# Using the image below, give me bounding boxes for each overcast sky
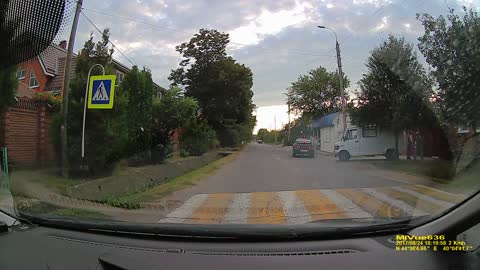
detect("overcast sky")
[68,0,477,132]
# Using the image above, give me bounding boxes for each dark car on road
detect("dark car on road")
[292,138,314,158]
[256,139,263,144]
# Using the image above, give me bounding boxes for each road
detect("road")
[165,143,419,200]
[157,143,465,224]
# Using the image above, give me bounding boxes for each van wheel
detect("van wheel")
[385,149,397,160]
[338,151,350,161]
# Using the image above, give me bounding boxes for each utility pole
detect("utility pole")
[61,0,83,178]
[274,115,277,144]
[335,39,347,133]
[287,102,291,143]
[317,26,347,133]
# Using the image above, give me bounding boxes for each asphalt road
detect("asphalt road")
[166,143,418,202]
[156,143,467,224]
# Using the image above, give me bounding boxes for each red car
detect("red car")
[292,138,315,158]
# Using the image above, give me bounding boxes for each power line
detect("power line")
[82,7,335,58]
[80,11,136,66]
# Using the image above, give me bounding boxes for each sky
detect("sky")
[64,0,478,133]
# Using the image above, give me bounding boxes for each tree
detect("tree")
[169,29,229,88]
[417,7,480,131]
[0,66,17,113]
[151,86,198,150]
[350,35,434,158]
[169,29,255,146]
[121,66,154,157]
[281,116,312,146]
[181,118,218,156]
[257,128,269,141]
[286,66,349,118]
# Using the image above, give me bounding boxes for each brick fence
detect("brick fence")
[0,98,56,165]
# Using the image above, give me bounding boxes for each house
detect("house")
[311,112,351,153]
[3,41,166,165]
[16,40,165,98]
[15,41,68,97]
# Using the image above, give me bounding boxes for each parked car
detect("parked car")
[334,126,404,161]
[292,138,314,158]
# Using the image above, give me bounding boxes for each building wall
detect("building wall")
[319,113,350,153]
[17,58,49,92]
[0,98,56,165]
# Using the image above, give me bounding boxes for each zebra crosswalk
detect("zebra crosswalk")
[158,185,465,224]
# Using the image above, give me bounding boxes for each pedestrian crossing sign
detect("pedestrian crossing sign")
[88,75,116,109]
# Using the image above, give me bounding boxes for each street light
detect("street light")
[317,25,347,133]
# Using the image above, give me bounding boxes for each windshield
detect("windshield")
[1,0,479,233]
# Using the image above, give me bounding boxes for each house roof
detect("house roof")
[38,44,68,76]
[47,55,77,91]
[311,112,339,129]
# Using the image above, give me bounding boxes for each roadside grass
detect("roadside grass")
[11,169,82,196]
[51,208,109,219]
[369,159,455,183]
[97,152,240,209]
[13,197,109,219]
[369,158,479,193]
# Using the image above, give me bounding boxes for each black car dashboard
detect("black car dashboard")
[0,224,478,270]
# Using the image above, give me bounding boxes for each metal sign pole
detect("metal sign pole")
[82,64,105,159]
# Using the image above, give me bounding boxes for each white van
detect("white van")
[333,126,404,161]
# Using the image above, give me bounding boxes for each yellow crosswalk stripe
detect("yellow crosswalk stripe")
[337,189,406,218]
[403,185,465,203]
[248,192,286,224]
[375,187,447,214]
[189,193,233,224]
[295,190,348,220]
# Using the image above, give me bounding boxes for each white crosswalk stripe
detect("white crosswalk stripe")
[392,186,455,209]
[319,189,373,219]
[223,193,251,224]
[158,194,208,223]
[158,185,464,224]
[277,191,311,224]
[361,188,428,217]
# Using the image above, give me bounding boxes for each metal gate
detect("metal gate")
[0,148,10,193]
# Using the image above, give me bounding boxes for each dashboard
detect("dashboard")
[0,224,478,270]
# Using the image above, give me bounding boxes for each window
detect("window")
[344,129,358,140]
[17,68,26,79]
[29,69,39,88]
[362,125,377,137]
[116,71,124,85]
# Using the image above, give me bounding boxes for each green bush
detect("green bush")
[181,119,218,156]
[425,163,455,181]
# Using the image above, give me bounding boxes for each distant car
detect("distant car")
[256,139,263,144]
[292,138,314,158]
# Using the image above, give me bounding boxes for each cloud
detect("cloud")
[73,0,469,112]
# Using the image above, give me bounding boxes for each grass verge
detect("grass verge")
[98,152,240,209]
[14,197,109,219]
[369,159,455,183]
[50,208,109,219]
[12,169,82,196]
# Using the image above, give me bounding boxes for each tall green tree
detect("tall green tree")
[121,66,154,156]
[0,4,18,113]
[169,29,255,146]
[169,29,229,88]
[257,128,269,141]
[417,7,480,131]
[0,66,17,113]
[286,66,349,118]
[350,35,434,158]
[151,86,198,149]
